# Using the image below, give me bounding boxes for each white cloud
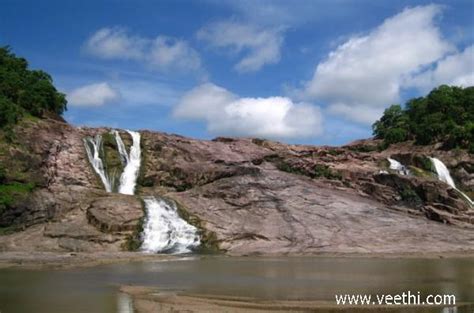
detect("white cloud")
[406,45,474,90]
[149,36,201,71]
[300,5,455,124]
[67,82,120,106]
[208,0,345,27]
[116,79,182,106]
[84,28,146,60]
[84,27,201,72]
[174,83,322,139]
[327,103,384,125]
[197,21,284,72]
[174,83,237,119]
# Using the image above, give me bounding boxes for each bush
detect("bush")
[384,127,408,145]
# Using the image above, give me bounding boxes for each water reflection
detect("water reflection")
[0,256,472,313]
[117,293,134,313]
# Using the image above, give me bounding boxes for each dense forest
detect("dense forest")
[373,85,474,152]
[0,46,67,128]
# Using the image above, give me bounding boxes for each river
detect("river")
[0,256,473,312]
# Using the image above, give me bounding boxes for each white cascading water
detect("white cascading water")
[117,130,141,195]
[430,157,473,207]
[84,129,201,253]
[141,197,200,254]
[83,135,113,192]
[387,157,410,175]
[114,130,129,165]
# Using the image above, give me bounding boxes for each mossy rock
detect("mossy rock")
[101,132,126,191]
[0,138,45,186]
[399,186,423,207]
[0,182,35,225]
[119,131,133,154]
[378,158,390,169]
[465,191,474,200]
[169,197,221,253]
[0,225,20,236]
[122,198,146,251]
[326,149,344,156]
[136,136,150,190]
[408,166,435,178]
[312,164,343,180]
[122,215,144,251]
[413,155,434,172]
[276,160,342,181]
[347,144,381,153]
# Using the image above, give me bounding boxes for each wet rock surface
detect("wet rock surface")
[0,119,473,255]
[169,166,474,255]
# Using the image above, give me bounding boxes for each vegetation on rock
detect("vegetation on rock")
[373,85,474,152]
[276,159,343,181]
[0,182,35,226]
[0,47,67,230]
[0,46,67,129]
[101,132,124,191]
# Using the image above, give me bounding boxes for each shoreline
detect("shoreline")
[121,286,474,312]
[1,250,474,270]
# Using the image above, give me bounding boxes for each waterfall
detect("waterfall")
[387,158,410,175]
[141,197,200,254]
[430,157,473,207]
[429,157,455,188]
[84,129,201,254]
[83,135,112,192]
[117,130,141,195]
[114,130,129,165]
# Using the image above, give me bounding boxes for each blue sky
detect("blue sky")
[1,0,473,145]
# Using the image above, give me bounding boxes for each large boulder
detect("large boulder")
[87,194,144,233]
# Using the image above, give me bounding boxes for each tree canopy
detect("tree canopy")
[373,85,474,152]
[0,46,67,128]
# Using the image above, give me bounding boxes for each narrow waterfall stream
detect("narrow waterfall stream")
[83,129,201,254]
[114,130,129,164]
[83,135,113,192]
[387,157,410,175]
[430,157,473,207]
[117,130,141,195]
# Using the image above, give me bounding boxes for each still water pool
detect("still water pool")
[0,256,473,312]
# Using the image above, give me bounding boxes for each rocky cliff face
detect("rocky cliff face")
[0,118,473,255]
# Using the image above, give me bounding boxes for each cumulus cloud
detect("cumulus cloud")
[300,5,455,124]
[406,44,474,91]
[67,82,120,106]
[84,27,201,71]
[174,83,322,139]
[197,21,284,72]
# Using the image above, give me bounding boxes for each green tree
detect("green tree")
[373,85,474,150]
[0,46,67,128]
[373,104,409,143]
